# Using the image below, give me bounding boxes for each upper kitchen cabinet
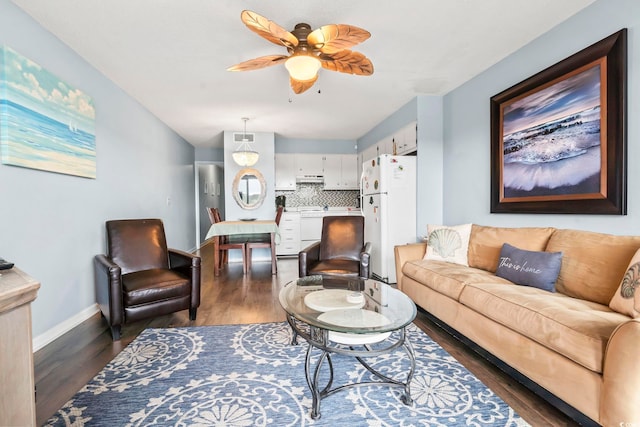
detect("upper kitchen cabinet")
[360,121,417,162]
[395,121,417,155]
[361,135,394,165]
[295,153,324,176]
[323,154,358,190]
[274,153,296,190]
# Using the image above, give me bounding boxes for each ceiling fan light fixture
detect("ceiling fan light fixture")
[284,54,321,81]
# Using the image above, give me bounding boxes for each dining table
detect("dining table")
[205,220,280,276]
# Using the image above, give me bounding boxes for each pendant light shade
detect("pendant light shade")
[232,118,259,167]
[232,149,259,167]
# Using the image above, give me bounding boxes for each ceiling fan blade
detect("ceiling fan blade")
[321,50,374,76]
[308,24,371,54]
[241,10,299,49]
[290,75,318,94]
[228,55,288,72]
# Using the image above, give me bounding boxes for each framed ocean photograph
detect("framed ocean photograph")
[490,29,627,214]
[0,46,96,179]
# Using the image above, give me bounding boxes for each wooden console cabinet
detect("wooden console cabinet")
[0,268,40,426]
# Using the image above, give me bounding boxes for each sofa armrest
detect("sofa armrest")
[601,318,640,427]
[94,254,123,327]
[360,242,372,278]
[394,243,427,291]
[169,249,201,309]
[298,242,321,277]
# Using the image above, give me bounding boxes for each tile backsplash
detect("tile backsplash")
[276,183,359,207]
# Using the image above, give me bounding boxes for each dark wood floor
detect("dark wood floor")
[34,242,578,426]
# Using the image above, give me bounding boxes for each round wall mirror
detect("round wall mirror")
[232,168,267,210]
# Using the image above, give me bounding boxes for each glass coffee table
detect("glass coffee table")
[279,276,417,419]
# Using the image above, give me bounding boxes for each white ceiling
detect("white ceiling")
[11,0,595,148]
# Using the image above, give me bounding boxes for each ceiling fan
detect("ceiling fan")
[228,10,374,94]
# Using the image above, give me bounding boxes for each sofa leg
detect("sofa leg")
[189,307,197,320]
[110,325,121,341]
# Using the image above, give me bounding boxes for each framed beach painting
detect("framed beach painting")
[490,29,626,214]
[0,46,96,179]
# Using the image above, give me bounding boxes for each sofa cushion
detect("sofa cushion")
[424,223,472,266]
[546,229,640,305]
[609,248,640,318]
[402,259,511,301]
[468,225,556,273]
[459,282,628,373]
[495,243,563,292]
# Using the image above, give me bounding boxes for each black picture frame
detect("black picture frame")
[490,29,627,214]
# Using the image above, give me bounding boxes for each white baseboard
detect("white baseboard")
[33,303,100,352]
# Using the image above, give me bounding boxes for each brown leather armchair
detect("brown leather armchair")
[94,219,201,340]
[298,215,371,279]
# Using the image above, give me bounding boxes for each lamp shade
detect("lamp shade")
[285,54,321,81]
[232,149,259,167]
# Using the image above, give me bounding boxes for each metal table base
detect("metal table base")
[287,314,416,420]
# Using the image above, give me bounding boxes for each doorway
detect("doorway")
[195,161,225,246]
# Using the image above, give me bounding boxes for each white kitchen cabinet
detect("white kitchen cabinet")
[341,154,359,189]
[322,154,341,189]
[360,121,417,161]
[299,215,323,249]
[274,153,296,190]
[380,136,394,155]
[357,152,364,188]
[276,212,300,255]
[396,121,417,155]
[295,153,324,176]
[361,137,393,165]
[322,154,359,190]
[361,144,377,165]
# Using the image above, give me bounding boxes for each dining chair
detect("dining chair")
[245,206,283,273]
[207,207,247,274]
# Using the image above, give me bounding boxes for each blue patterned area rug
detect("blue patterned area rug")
[46,322,529,426]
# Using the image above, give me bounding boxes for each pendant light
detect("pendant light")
[232,117,259,167]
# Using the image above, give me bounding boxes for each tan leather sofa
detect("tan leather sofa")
[394,224,640,426]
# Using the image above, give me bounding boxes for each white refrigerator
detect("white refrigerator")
[361,154,417,284]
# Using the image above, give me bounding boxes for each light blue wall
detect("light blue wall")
[358,98,418,151]
[0,2,196,345]
[195,146,224,162]
[417,96,444,236]
[223,131,276,220]
[442,0,638,234]
[276,137,357,154]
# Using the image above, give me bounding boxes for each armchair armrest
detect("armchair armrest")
[298,242,321,277]
[168,249,201,310]
[359,242,372,278]
[394,243,427,291]
[600,318,640,427]
[168,248,200,269]
[94,254,123,328]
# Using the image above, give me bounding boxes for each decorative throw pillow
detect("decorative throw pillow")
[495,243,563,292]
[609,248,640,318]
[423,224,472,266]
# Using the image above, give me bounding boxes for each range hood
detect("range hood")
[296,174,324,183]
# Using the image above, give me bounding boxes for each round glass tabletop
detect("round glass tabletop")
[279,276,416,334]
